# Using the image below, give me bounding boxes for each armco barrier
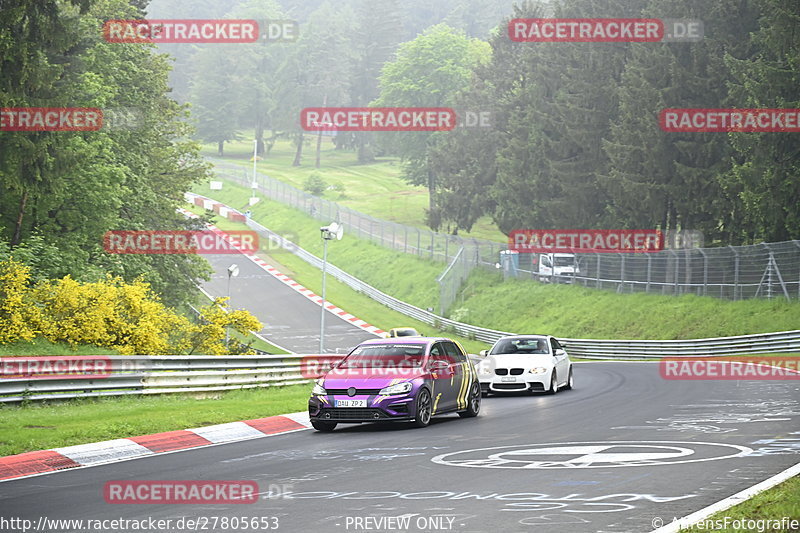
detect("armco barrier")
[4,329,800,403]
[0,355,322,403]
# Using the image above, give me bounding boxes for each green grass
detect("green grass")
[194,178,800,343]
[0,338,117,356]
[680,475,799,532]
[0,385,310,456]
[454,269,800,340]
[201,135,507,242]
[186,200,489,355]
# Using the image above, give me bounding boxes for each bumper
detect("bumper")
[308,395,414,423]
[480,377,548,393]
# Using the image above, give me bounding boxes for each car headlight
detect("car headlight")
[529,367,548,374]
[379,381,413,396]
[311,379,327,396]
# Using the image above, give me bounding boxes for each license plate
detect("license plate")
[501,376,517,382]
[335,399,366,408]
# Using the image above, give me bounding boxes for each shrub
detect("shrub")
[303,173,327,196]
[0,258,262,354]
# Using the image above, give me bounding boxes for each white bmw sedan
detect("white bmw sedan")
[476,335,573,395]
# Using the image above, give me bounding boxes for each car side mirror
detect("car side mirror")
[429,360,448,371]
[555,349,566,356]
[479,350,488,356]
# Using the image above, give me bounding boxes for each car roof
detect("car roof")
[358,336,450,346]
[494,335,550,341]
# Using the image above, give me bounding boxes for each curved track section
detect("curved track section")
[202,252,375,353]
[1,362,797,532]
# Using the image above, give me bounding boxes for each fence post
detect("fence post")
[430,233,434,260]
[596,254,601,288]
[795,241,800,299]
[699,248,708,296]
[730,246,739,301]
[646,253,652,293]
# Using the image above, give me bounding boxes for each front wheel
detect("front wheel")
[547,372,558,395]
[564,368,574,390]
[412,388,432,428]
[459,382,481,418]
[311,420,337,432]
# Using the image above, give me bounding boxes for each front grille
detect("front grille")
[326,389,382,396]
[319,408,387,420]
[493,383,527,390]
[495,368,508,376]
[510,368,524,375]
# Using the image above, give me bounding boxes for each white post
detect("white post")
[319,238,328,353]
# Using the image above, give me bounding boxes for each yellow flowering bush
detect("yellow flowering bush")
[0,258,41,343]
[0,259,262,354]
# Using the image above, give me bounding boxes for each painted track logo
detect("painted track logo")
[431,441,752,469]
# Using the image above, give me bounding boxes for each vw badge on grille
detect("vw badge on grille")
[347,387,357,397]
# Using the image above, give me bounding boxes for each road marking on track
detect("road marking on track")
[432,441,752,469]
[649,460,800,533]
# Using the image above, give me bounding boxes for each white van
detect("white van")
[537,253,579,283]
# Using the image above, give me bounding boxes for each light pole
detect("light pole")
[250,139,259,206]
[319,222,343,353]
[225,263,239,345]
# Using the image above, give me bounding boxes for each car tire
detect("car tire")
[412,388,432,428]
[311,420,337,432]
[547,372,558,395]
[564,368,574,390]
[459,382,481,418]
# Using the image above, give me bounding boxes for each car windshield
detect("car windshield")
[339,344,426,369]
[554,256,576,267]
[490,338,549,355]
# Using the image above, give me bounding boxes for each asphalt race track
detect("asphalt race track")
[202,253,375,353]
[2,362,798,533]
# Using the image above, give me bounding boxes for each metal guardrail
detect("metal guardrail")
[4,329,799,403]
[0,355,324,403]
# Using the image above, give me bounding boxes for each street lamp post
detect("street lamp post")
[225,263,239,345]
[250,139,259,206]
[319,222,343,353]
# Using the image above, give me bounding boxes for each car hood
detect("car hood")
[322,367,426,390]
[487,353,554,368]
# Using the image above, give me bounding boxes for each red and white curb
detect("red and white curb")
[0,412,312,483]
[245,255,383,337]
[179,200,385,338]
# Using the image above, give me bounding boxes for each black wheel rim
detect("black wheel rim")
[418,390,431,424]
[471,384,480,412]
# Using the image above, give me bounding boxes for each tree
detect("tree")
[189,45,243,156]
[603,0,761,241]
[373,24,490,223]
[724,0,800,243]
